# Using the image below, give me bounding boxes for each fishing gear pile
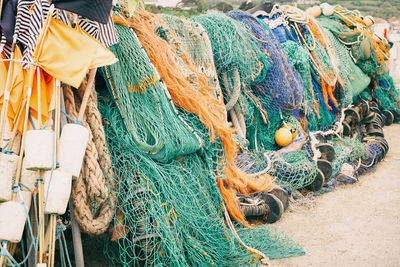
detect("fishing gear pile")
[0,0,398,266]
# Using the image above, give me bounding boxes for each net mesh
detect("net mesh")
[96,8,305,266]
[227,11,304,111]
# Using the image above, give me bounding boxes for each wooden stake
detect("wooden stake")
[11,67,34,202]
[37,68,42,129]
[38,176,45,264]
[8,98,26,151]
[77,69,97,121]
[47,80,61,266]
[0,43,17,156]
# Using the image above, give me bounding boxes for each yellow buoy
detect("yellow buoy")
[275,127,293,147]
[283,123,298,139]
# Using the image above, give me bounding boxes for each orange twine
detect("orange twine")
[114,9,275,225]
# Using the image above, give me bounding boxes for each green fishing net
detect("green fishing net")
[192,13,270,89]
[318,17,371,102]
[158,14,223,100]
[236,147,318,192]
[268,150,318,191]
[281,40,321,130]
[374,73,400,112]
[104,24,202,163]
[97,21,305,266]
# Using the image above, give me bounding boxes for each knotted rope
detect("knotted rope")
[64,80,115,235]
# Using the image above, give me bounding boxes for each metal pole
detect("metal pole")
[68,199,84,267]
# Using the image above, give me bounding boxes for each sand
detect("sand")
[272,124,400,267]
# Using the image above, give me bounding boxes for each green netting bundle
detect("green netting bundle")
[192,13,270,89]
[281,40,321,130]
[321,9,389,78]
[318,17,371,102]
[103,24,201,163]
[158,14,222,99]
[373,74,400,112]
[98,18,305,266]
[236,148,318,191]
[268,149,318,191]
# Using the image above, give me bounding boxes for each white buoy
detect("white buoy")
[322,4,334,16]
[306,6,322,17]
[320,3,330,9]
[0,201,27,242]
[0,153,18,201]
[44,170,72,215]
[363,15,375,27]
[59,124,89,178]
[24,130,55,170]
[373,33,383,42]
[20,159,38,191]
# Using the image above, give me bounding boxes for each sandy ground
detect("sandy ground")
[272,124,400,267]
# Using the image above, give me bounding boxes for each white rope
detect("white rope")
[223,204,271,266]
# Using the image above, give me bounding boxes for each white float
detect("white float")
[322,4,334,16]
[363,15,375,27]
[0,201,27,242]
[320,3,330,9]
[24,130,55,170]
[21,159,38,191]
[306,6,322,18]
[44,170,72,215]
[59,124,89,178]
[0,153,18,201]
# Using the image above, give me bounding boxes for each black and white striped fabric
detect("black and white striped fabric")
[17,0,68,68]
[97,13,118,47]
[0,33,6,53]
[78,11,118,48]
[0,32,12,57]
[2,0,117,64]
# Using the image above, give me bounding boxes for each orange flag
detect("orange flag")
[32,15,117,88]
[0,53,9,102]
[29,68,55,125]
[7,46,25,126]
[0,47,25,129]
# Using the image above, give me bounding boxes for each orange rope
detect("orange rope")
[114,10,275,224]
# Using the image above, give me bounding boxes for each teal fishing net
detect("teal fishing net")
[374,74,400,112]
[192,13,270,91]
[318,17,371,102]
[97,20,305,266]
[103,24,201,163]
[227,11,304,111]
[158,14,223,100]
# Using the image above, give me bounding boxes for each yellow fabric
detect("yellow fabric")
[8,47,25,126]
[16,66,35,134]
[0,48,25,130]
[33,16,117,88]
[30,68,55,127]
[0,53,9,101]
[76,25,118,69]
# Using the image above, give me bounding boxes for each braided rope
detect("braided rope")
[64,81,115,235]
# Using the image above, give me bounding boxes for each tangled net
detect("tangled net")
[96,8,304,266]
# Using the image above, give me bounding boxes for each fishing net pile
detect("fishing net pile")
[1,1,398,265]
[95,7,305,266]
